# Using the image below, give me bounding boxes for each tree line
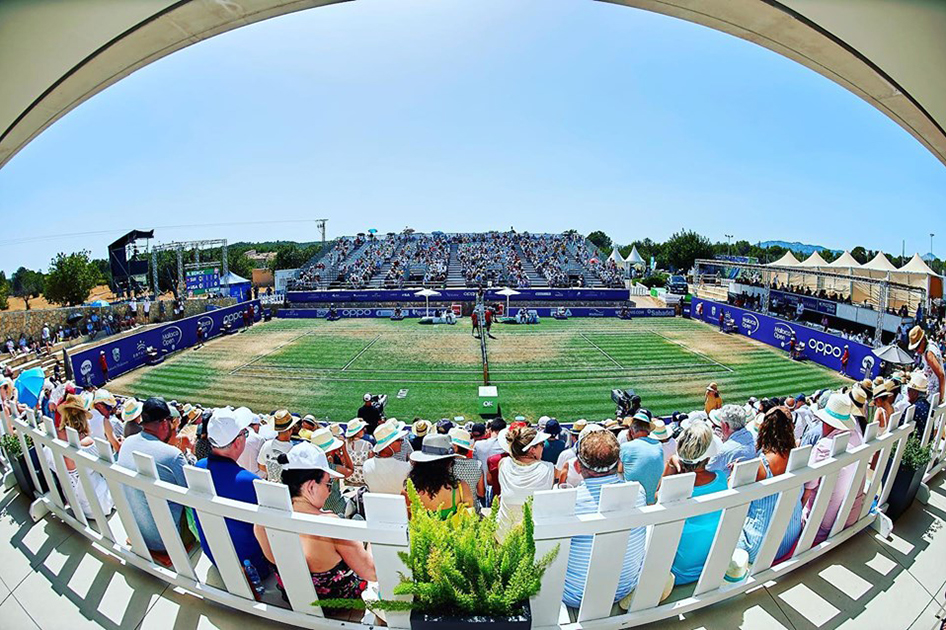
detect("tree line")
[0,241,324,310]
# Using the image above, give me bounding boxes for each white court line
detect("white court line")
[578,332,624,369]
[645,328,735,373]
[227,330,317,375]
[341,334,382,371]
[231,365,731,385]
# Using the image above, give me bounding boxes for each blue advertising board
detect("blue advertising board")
[71,300,261,387]
[770,290,837,316]
[690,298,879,379]
[278,306,675,319]
[286,288,629,303]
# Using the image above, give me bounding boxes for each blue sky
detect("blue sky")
[1,0,945,275]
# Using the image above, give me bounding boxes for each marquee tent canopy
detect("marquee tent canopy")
[768,252,801,267]
[799,251,829,267]
[827,251,862,268]
[625,246,645,265]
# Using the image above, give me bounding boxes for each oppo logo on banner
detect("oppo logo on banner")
[808,339,843,358]
[223,312,242,326]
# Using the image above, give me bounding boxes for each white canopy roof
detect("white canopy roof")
[862,252,897,271]
[828,251,862,268]
[798,251,829,267]
[768,251,801,267]
[609,249,625,265]
[625,246,645,265]
[900,253,938,276]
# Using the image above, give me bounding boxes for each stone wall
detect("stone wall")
[0,297,238,343]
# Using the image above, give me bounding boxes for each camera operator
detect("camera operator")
[357,393,383,438]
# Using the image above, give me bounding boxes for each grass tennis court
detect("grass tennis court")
[109,317,847,421]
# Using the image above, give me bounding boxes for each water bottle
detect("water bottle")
[243,559,265,601]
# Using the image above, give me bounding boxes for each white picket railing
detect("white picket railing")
[7,406,925,630]
[921,397,946,484]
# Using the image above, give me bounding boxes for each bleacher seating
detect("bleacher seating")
[288,231,627,291]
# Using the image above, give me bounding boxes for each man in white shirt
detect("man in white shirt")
[473,418,506,482]
[362,421,411,494]
[235,407,265,472]
[143,297,151,322]
[90,389,122,453]
[256,410,298,482]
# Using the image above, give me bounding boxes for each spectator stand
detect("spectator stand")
[7,398,930,629]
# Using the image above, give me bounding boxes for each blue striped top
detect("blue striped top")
[738,456,803,563]
[562,476,646,608]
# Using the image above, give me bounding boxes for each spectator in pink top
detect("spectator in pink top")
[801,393,865,544]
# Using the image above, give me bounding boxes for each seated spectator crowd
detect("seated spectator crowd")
[5,370,923,617]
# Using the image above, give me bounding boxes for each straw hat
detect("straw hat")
[872,380,897,401]
[373,421,408,453]
[815,393,856,432]
[272,409,298,433]
[385,417,407,433]
[309,427,343,453]
[908,371,929,393]
[59,393,92,419]
[92,389,116,407]
[570,419,588,435]
[908,325,926,350]
[328,423,343,438]
[602,418,620,430]
[121,398,143,423]
[412,419,431,438]
[345,418,367,438]
[650,420,671,442]
[301,414,317,426]
[706,382,719,393]
[859,378,874,396]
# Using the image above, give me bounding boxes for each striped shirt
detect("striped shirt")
[738,455,803,563]
[562,476,646,608]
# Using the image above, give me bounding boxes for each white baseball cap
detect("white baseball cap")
[233,406,260,426]
[282,442,344,477]
[207,407,253,448]
[364,393,372,401]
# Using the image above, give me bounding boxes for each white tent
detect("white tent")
[900,253,937,275]
[827,251,862,269]
[768,251,801,267]
[608,248,626,270]
[625,246,645,266]
[767,251,801,286]
[798,251,829,267]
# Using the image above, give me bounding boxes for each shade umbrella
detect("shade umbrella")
[67,313,83,324]
[14,367,46,408]
[414,288,441,316]
[872,344,914,365]
[496,287,521,315]
[89,299,110,307]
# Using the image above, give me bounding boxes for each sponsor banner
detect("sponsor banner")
[770,289,837,316]
[285,288,629,303]
[278,307,674,319]
[690,298,879,379]
[71,300,261,387]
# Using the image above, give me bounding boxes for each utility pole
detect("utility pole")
[315,219,328,248]
[725,234,733,257]
[931,233,935,260]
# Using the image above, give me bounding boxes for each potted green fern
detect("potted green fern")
[886,436,932,521]
[319,481,557,628]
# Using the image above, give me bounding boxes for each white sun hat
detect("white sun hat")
[282,442,344,477]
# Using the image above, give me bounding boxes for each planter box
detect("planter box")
[886,463,926,522]
[7,447,49,498]
[410,602,531,630]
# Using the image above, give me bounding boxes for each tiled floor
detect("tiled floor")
[0,476,943,630]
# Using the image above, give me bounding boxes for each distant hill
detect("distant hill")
[759,241,842,256]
